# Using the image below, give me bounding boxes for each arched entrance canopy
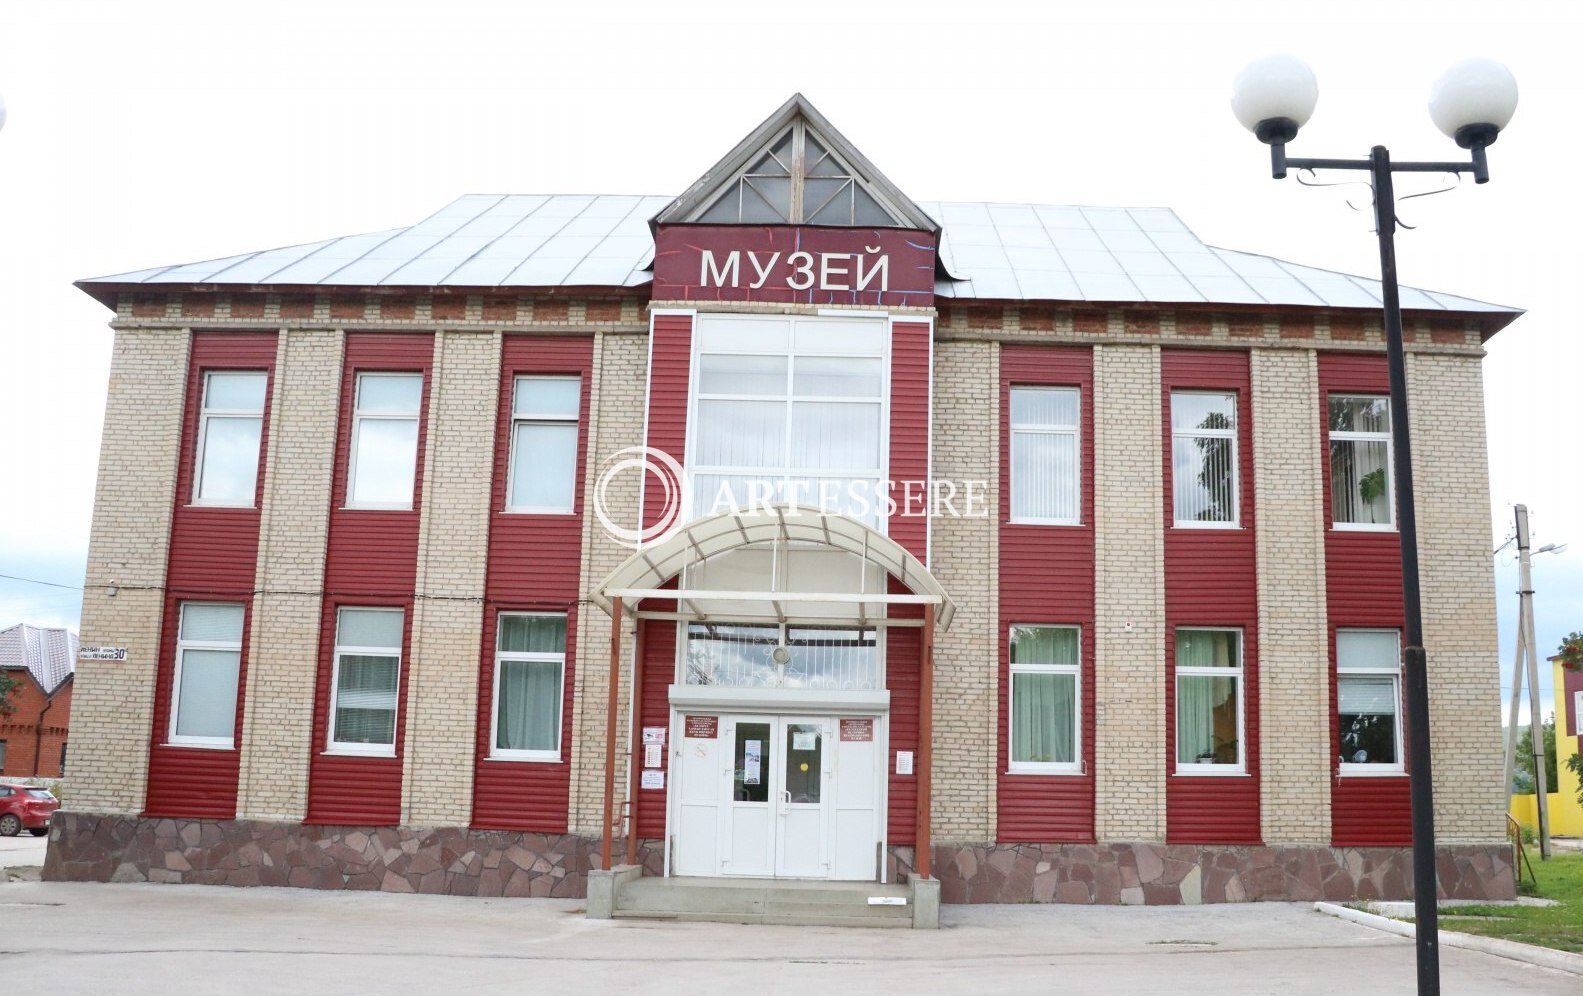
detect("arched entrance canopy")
[590,504,955,631]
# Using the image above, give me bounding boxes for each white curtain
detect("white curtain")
[1012,431,1077,520]
[1012,672,1076,763]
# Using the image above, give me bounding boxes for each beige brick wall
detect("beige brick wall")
[568,329,649,836]
[1092,344,1166,841]
[237,329,343,821]
[929,339,1000,842]
[1407,351,1505,843]
[1251,348,1331,843]
[73,328,191,814]
[402,330,501,825]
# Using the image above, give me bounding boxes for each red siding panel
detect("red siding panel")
[306,333,432,826]
[645,314,692,532]
[997,345,1096,842]
[1319,352,1411,845]
[145,331,276,820]
[1162,349,1261,845]
[886,597,921,846]
[471,336,592,831]
[635,612,678,839]
[888,320,931,560]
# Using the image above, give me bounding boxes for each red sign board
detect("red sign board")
[684,715,719,739]
[652,225,937,308]
[840,718,874,742]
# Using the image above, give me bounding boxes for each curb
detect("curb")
[1314,901,1583,978]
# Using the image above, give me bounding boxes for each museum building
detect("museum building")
[50,95,1519,911]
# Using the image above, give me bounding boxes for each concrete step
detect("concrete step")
[614,876,912,927]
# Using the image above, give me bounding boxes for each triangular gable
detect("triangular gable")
[655,94,938,232]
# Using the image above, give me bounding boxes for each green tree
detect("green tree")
[0,670,18,717]
[1511,714,1558,794]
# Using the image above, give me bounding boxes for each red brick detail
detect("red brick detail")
[180,296,214,320]
[132,294,166,319]
[534,300,570,323]
[1329,316,1366,341]
[1073,310,1108,334]
[1019,308,1056,332]
[584,300,623,323]
[1228,316,1267,339]
[330,295,367,321]
[229,295,266,319]
[430,295,466,321]
[1429,320,1464,346]
[1280,317,1315,340]
[379,297,415,321]
[1176,313,1213,337]
[279,294,316,320]
[481,296,519,323]
[1123,311,1160,335]
[935,307,956,328]
[964,306,1002,330]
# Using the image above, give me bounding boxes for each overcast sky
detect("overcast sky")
[1,0,1578,720]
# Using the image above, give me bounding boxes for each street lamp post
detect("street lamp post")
[1231,54,1518,996]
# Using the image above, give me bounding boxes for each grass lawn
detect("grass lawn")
[1424,852,1583,954]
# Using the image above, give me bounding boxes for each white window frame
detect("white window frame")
[1009,386,1081,526]
[505,375,581,514]
[1329,394,1395,532]
[346,371,423,510]
[1006,624,1082,775]
[192,370,267,508]
[685,313,890,528]
[488,612,567,762]
[326,607,404,757]
[1174,627,1246,775]
[168,601,244,749]
[1170,389,1239,528]
[1337,628,1404,775]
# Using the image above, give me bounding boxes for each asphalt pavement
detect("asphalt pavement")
[0,877,1576,995]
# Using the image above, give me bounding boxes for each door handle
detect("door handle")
[778,789,790,815]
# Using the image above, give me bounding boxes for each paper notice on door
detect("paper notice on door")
[644,743,663,768]
[792,731,816,751]
[744,740,762,785]
[641,770,664,790]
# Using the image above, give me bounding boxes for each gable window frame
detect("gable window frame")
[489,612,568,762]
[1009,385,1081,525]
[691,119,904,227]
[192,370,268,507]
[1006,624,1082,775]
[1329,394,1395,531]
[505,374,582,514]
[168,601,246,750]
[1170,389,1240,528]
[326,607,404,757]
[1337,628,1404,774]
[1174,627,1246,774]
[347,371,424,510]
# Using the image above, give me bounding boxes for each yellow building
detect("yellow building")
[1510,656,1583,838]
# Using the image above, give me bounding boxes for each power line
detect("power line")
[0,572,84,592]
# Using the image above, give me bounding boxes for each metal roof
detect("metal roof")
[80,194,1517,316]
[0,623,77,695]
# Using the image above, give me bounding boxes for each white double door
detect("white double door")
[721,715,831,878]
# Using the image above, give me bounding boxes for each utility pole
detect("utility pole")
[1515,505,1551,859]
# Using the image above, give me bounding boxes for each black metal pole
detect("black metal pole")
[1369,144,1440,995]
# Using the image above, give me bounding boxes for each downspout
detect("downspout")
[32,684,56,778]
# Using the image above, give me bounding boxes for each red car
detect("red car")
[0,783,57,837]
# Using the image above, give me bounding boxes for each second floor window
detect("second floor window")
[1009,387,1080,524]
[1171,391,1238,526]
[1329,396,1393,528]
[507,376,581,512]
[194,371,267,505]
[348,373,423,508]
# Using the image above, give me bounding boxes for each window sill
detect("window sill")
[1006,518,1084,528]
[321,747,397,758]
[186,502,257,510]
[1170,523,1243,531]
[486,753,563,764]
[1332,523,1396,533]
[502,508,577,517]
[1006,766,1083,776]
[340,505,415,513]
[1172,767,1250,777]
[1338,766,1407,778]
[163,741,235,751]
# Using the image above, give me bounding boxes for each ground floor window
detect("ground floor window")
[1008,625,1080,772]
[329,608,404,755]
[491,613,566,760]
[1175,628,1243,771]
[1337,628,1402,771]
[684,622,878,689]
[170,602,245,748]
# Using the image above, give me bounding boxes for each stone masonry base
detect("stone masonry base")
[46,813,1514,904]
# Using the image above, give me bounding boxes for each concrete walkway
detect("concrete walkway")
[0,832,48,869]
[0,880,1576,994]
